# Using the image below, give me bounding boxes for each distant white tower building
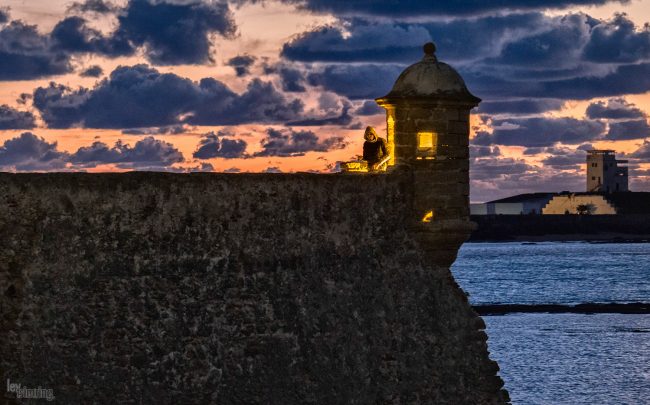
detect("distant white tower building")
[586,150,628,193]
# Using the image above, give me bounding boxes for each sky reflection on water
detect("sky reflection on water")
[452,243,650,404]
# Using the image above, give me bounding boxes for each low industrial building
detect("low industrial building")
[473,191,650,215]
[472,150,648,215]
[471,193,555,215]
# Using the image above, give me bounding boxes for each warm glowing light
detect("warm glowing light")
[417,132,437,157]
[422,210,435,222]
[340,160,368,172]
[386,113,395,166]
[418,132,434,149]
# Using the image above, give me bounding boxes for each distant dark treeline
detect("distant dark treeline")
[470,214,650,241]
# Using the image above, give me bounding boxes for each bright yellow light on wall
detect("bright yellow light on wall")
[418,132,433,149]
[417,132,437,155]
[422,210,435,222]
[386,114,395,166]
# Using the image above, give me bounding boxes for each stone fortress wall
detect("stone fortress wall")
[1,171,506,404]
[1,43,509,404]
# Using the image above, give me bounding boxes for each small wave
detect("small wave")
[613,326,650,333]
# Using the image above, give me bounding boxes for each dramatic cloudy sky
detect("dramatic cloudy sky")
[2,0,650,201]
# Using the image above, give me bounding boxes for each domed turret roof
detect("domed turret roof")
[377,42,480,105]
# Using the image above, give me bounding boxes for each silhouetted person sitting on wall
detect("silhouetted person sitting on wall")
[363,126,390,171]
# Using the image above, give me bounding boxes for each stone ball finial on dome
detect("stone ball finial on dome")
[423,42,436,56]
[423,42,437,62]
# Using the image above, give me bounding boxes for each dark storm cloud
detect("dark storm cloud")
[424,13,552,63]
[470,145,501,158]
[307,64,403,99]
[630,167,650,176]
[286,103,353,126]
[469,157,533,181]
[114,0,237,65]
[80,65,104,77]
[189,78,305,125]
[105,136,184,168]
[476,62,650,100]
[585,98,646,119]
[264,62,308,92]
[0,132,185,172]
[540,147,586,168]
[32,82,91,129]
[0,20,72,80]
[281,20,430,62]
[67,0,118,14]
[523,147,545,155]
[486,13,593,69]
[253,128,347,157]
[226,55,256,77]
[68,140,122,165]
[33,65,305,129]
[0,105,36,129]
[277,0,627,17]
[189,162,214,172]
[0,132,68,170]
[462,14,650,99]
[354,100,383,116]
[471,131,493,146]
[279,67,307,92]
[477,99,565,115]
[606,119,650,140]
[583,13,650,63]
[630,140,650,159]
[121,125,185,135]
[69,136,184,168]
[0,9,8,23]
[284,13,650,102]
[193,131,248,159]
[541,155,583,169]
[51,16,134,57]
[455,62,650,101]
[489,117,606,147]
[1,0,238,80]
[281,14,542,64]
[280,13,617,65]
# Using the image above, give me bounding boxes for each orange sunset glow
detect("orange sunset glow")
[1,0,650,201]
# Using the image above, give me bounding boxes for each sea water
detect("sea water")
[451,242,650,405]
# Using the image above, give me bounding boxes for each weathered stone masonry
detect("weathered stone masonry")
[1,43,508,404]
[1,172,506,404]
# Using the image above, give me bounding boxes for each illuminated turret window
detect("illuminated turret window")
[417,131,437,159]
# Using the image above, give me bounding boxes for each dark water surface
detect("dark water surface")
[452,242,650,305]
[451,242,650,404]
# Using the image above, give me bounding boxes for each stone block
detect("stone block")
[446,109,460,121]
[448,121,469,135]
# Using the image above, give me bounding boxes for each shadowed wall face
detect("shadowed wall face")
[0,172,506,404]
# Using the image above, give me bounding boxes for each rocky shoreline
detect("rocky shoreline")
[474,302,650,315]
